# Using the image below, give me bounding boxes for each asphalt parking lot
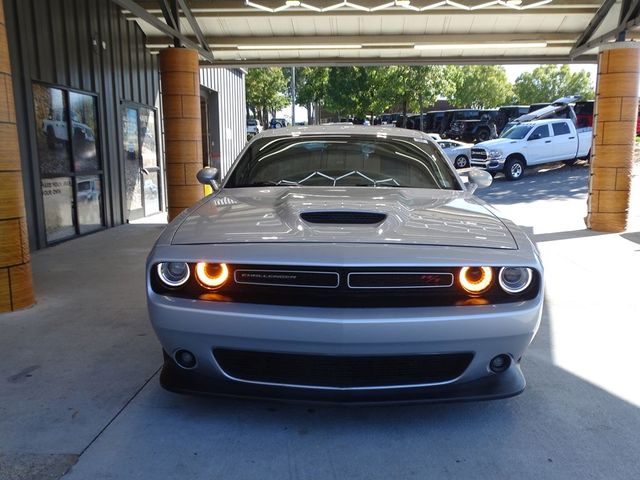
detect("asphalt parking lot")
[1,161,639,480]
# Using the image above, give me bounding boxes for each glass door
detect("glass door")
[123,105,160,221]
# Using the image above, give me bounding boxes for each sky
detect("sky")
[503,63,598,86]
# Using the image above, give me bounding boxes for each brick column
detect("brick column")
[0,1,35,313]
[159,48,204,221]
[587,42,640,232]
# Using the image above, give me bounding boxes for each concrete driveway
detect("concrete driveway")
[1,161,639,479]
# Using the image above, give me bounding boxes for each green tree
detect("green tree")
[382,66,457,126]
[514,65,594,104]
[246,68,289,125]
[325,67,391,121]
[449,65,514,108]
[296,67,329,124]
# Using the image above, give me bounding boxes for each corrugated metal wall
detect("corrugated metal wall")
[199,67,246,177]
[4,0,160,249]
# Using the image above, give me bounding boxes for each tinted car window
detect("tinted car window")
[502,125,533,139]
[552,122,571,136]
[227,135,462,190]
[529,125,550,140]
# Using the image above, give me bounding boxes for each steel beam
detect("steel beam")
[570,13,640,58]
[569,0,617,55]
[112,0,214,62]
[176,0,211,52]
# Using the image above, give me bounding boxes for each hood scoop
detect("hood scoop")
[300,211,387,225]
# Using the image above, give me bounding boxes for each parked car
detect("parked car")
[448,110,499,143]
[440,109,484,138]
[246,118,263,136]
[437,139,473,169]
[574,101,594,128]
[471,118,591,180]
[43,109,95,149]
[269,118,288,128]
[527,103,550,113]
[495,106,529,133]
[425,110,445,133]
[147,125,544,403]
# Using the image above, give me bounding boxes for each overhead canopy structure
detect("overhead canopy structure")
[114,0,640,67]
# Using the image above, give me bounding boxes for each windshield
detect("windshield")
[225,134,462,190]
[500,125,533,139]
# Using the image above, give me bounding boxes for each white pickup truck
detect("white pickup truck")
[470,118,592,181]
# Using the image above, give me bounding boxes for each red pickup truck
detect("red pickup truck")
[575,100,640,135]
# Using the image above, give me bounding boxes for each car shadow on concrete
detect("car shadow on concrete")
[62,290,640,480]
[476,162,589,205]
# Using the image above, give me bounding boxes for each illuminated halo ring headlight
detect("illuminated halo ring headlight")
[499,267,533,294]
[195,262,229,289]
[459,266,493,294]
[157,262,190,287]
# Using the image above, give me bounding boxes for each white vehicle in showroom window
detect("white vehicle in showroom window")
[147,125,544,403]
[471,118,591,181]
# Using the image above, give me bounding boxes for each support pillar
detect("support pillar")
[159,48,204,221]
[587,42,640,232]
[0,1,34,313]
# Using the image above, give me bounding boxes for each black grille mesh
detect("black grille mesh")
[214,349,473,388]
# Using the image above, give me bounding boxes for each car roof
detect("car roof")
[253,124,433,141]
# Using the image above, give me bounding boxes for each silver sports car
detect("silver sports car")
[147,125,543,403]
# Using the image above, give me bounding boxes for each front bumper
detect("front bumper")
[470,158,505,172]
[148,291,543,403]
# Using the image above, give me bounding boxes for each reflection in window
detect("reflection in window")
[76,176,102,234]
[41,177,76,243]
[69,92,99,172]
[33,84,71,176]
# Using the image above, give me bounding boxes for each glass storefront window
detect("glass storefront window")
[69,92,100,172]
[41,177,76,243]
[33,84,71,176]
[76,175,102,234]
[33,82,104,243]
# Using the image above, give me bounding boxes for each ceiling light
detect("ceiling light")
[285,0,301,5]
[237,44,363,50]
[414,42,547,50]
[395,0,411,5]
[505,0,522,4]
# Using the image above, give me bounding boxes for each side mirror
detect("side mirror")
[467,168,493,191]
[196,167,220,191]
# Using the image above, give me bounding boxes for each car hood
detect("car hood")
[474,138,519,149]
[171,187,517,250]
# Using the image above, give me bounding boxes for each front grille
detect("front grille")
[214,349,474,388]
[301,211,386,224]
[471,148,487,160]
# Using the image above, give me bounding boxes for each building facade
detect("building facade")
[4,0,245,250]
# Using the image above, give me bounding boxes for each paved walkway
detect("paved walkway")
[1,161,639,479]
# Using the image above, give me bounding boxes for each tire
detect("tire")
[476,129,490,142]
[454,155,469,169]
[504,157,525,181]
[46,127,56,149]
[563,158,578,166]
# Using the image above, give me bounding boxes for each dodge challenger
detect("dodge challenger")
[147,125,543,403]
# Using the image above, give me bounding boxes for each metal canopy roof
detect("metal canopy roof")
[115,0,640,66]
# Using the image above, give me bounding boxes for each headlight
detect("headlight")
[195,262,229,289]
[157,262,190,287]
[488,150,503,159]
[499,267,533,294]
[459,266,493,294]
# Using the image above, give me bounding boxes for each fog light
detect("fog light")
[489,354,511,373]
[174,349,197,369]
[157,262,190,287]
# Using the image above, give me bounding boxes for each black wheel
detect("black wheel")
[504,157,525,181]
[46,126,56,149]
[563,158,578,166]
[476,129,490,142]
[454,155,469,169]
